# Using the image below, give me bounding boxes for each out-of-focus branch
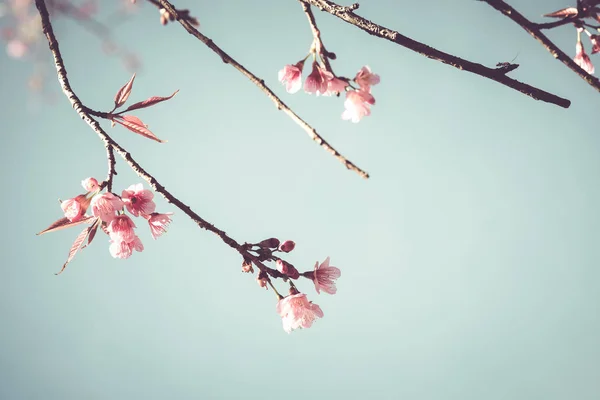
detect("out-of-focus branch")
[480,0,600,94]
[300,0,572,108]
[152,0,370,179]
[34,0,285,280]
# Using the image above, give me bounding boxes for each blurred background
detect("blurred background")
[0,0,599,399]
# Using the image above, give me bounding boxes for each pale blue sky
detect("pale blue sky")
[1,0,599,399]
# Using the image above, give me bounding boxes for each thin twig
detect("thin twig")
[301,2,335,73]
[34,0,285,280]
[300,0,571,108]
[480,0,600,94]
[152,0,369,179]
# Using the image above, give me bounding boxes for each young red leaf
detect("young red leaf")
[122,90,179,113]
[56,224,93,275]
[37,215,94,236]
[113,115,166,143]
[543,7,578,18]
[114,73,136,109]
[87,219,100,246]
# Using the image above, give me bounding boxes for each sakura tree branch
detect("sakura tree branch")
[152,0,370,179]
[300,0,572,109]
[34,0,285,280]
[302,3,335,74]
[103,144,116,193]
[480,0,600,94]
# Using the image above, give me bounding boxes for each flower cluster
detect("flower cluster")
[243,237,341,333]
[38,177,173,273]
[278,48,379,123]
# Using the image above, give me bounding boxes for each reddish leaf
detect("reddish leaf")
[114,73,136,109]
[87,219,100,246]
[56,225,93,275]
[543,7,578,18]
[114,115,166,143]
[37,215,94,236]
[122,90,179,113]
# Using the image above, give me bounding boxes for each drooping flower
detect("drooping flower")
[575,30,595,74]
[122,183,155,217]
[61,195,87,222]
[354,66,380,90]
[108,214,137,242]
[278,60,305,94]
[276,293,324,333]
[146,212,173,239]
[304,61,333,96]
[311,256,341,294]
[90,192,124,223]
[341,89,375,123]
[325,77,348,96]
[109,235,144,259]
[81,177,99,193]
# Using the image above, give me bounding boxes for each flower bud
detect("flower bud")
[242,260,253,273]
[279,240,295,253]
[258,238,280,249]
[81,177,99,192]
[276,259,288,275]
[256,271,268,289]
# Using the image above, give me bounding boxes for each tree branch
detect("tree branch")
[480,0,600,94]
[151,0,370,179]
[34,0,286,280]
[300,0,571,108]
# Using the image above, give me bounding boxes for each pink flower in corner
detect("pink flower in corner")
[122,183,156,217]
[90,192,124,223]
[146,212,173,239]
[354,66,380,90]
[276,293,323,333]
[108,214,137,242]
[278,60,305,94]
[81,177,99,192]
[311,256,341,294]
[304,61,333,96]
[341,89,375,123]
[61,195,87,222]
[575,40,595,74]
[109,235,144,259]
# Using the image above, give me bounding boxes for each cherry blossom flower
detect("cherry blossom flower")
[310,256,341,295]
[108,214,137,242]
[81,177,99,192]
[304,61,333,96]
[276,293,324,333]
[109,235,144,259]
[122,183,155,217]
[279,240,295,253]
[575,30,595,74]
[61,195,87,222]
[354,66,380,90]
[278,60,305,94]
[90,192,124,223]
[146,212,173,239]
[325,77,348,96]
[341,89,375,123]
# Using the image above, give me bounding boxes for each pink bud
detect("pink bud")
[276,259,288,275]
[258,238,280,249]
[257,271,268,289]
[279,240,295,253]
[81,177,99,192]
[242,260,253,273]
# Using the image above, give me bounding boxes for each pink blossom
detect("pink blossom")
[278,60,305,94]
[7,39,27,59]
[279,240,295,253]
[311,256,341,294]
[354,66,380,90]
[61,195,87,222]
[90,192,124,223]
[304,62,333,96]
[575,40,595,74]
[109,235,144,259]
[122,183,155,217]
[146,212,173,239]
[81,177,99,192]
[325,77,348,96]
[108,214,137,242]
[276,293,324,333]
[590,34,600,54]
[341,90,375,123]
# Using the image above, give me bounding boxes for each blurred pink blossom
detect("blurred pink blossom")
[90,192,124,223]
[304,62,333,96]
[326,77,348,96]
[146,212,173,239]
[109,235,144,259]
[6,39,27,58]
[278,60,305,94]
[354,66,380,90]
[341,90,375,123]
